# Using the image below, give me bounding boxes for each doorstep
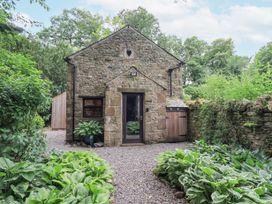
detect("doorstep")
[121,143,145,147]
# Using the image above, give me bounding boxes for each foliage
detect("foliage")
[0,0,49,11]
[0,10,50,162]
[197,100,239,145]
[38,8,105,48]
[225,55,249,76]
[154,141,272,204]
[27,42,73,95]
[157,34,183,58]
[117,7,161,41]
[74,121,103,138]
[0,48,51,129]
[0,128,47,162]
[0,151,113,204]
[253,42,272,74]
[181,36,208,85]
[204,38,234,74]
[127,121,140,134]
[188,69,272,100]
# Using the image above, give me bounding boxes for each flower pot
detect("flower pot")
[82,136,94,146]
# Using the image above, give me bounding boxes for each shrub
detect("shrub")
[154,141,272,204]
[0,151,113,204]
[0,129,47,162]
[185,67,272,101]
[0,48,51,130]
[74,121,103,138]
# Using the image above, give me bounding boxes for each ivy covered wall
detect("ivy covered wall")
[188,96,272,155]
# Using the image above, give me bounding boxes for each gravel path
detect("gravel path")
[46,130,189,204]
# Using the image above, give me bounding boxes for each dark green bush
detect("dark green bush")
[0,129,47,162]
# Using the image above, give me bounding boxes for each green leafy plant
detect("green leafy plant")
[127,121,140,134]
[74,121,103,138]
[0,129,47,162]
[154,140,272,204]
[0,151,113,203]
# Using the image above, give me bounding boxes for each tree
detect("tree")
[30,42,73,94]
[181,36,208,85]
[38,8,105,48]
[225,55,249,76]
[204,38,234,74]
[116,7,161,41]
[254,42,272,74]
[157,33,183,58]
[0,0,48,11]
[0,1,50,162]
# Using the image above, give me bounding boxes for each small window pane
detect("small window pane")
[84,99,102,106]
[83,98,103,118]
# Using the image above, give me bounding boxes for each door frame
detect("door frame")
[122,93,144,143]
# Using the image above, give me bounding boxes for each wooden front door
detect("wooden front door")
[122,93,144,143]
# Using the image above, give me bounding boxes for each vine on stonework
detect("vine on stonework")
[198,100,240,145]
[192,97,272,155]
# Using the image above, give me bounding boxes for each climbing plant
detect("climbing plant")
[192,98,268,149]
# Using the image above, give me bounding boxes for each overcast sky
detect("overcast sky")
[16,0,272,57]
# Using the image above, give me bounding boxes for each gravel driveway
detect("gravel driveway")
[46,130,189,204]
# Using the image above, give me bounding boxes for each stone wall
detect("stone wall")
[188,96,272,155]
[66,26,182,142]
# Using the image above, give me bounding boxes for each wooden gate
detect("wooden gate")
[166,107,188,142]
[51,92,66,130]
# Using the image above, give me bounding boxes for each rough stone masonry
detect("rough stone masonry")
[65,25,184,146]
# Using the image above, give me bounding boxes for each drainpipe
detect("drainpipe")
[168,61,184,97]
[168,69,173,97]
[64,58,76,142]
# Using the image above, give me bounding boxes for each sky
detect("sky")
[15,0,272,57]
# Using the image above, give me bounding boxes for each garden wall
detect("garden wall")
[188,95,272,155]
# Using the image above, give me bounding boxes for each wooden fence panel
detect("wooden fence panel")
[51,92,66,130]
[166,109,187,142]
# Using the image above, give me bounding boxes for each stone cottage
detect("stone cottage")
[65,25,185,146]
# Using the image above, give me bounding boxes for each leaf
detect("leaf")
[0,157,15,170]
[79,196,93,204]
[21,173,35,182]
[228,189,243,200]
[201,167,216,177]
[11,182,29,198]
[73,183,89,198]
[211,191,228,204]
[0,172,6,177]
[254,186,267,196]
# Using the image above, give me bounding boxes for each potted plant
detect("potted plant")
[74,121,103,146]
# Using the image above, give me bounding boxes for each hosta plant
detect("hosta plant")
[0,151,113,204]
[74,121,103,138]
[154,140,272,204]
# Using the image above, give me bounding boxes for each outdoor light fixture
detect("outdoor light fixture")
[130,68,137,77]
